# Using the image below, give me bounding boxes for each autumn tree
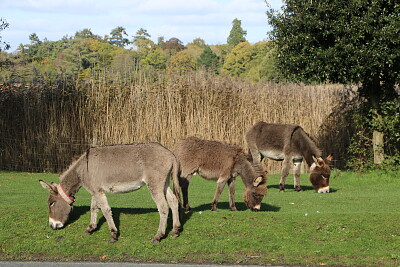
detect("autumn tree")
[227,18,247,47]
[222,41,253,76]
[162,37,185,56]
[167,50,196,74]
[267,0,400,165]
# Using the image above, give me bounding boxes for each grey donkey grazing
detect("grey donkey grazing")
[39,143,181,243]
[246,122,333,193]
[173,136,267,212]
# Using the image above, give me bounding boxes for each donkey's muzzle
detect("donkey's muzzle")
[49,218,64,230]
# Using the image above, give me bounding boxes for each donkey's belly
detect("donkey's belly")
[261,150,285,161]
[104,180,146,193]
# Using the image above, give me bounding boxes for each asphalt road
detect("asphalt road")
[0,262,275,267]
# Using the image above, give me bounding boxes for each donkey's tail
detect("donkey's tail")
[171,156,183,209]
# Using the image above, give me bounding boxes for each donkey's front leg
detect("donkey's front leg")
[149,189,169,243]
[293,161,303,192]
[211,177,228,211]
[227,178,237,211]
[96,192,118,243]
[85,196,99,235]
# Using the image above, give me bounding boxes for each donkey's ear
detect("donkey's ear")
[39,180,57,193]
[325,153,334,164]
[253,176,263,187]
[312,155,324,167]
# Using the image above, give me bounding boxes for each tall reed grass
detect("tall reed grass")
[0,70,354,173]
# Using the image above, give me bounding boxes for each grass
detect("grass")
[0,169,399,266]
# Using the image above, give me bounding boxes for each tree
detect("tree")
[267,0,400,165]
[197,46,219,73]
[141,48,167,71]
[75,29,101,40]
[162,37,185,56]
[222,42,253,76]
[167,50,196,75]
[108,26,129,47]
[0,18,10,51]
[132,28,155,55]
[227,18,247,47]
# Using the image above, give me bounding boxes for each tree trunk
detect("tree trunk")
[373,130,384,164]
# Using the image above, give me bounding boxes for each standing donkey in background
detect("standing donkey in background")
[173,136,267,212]
[246,122,333,193]
[39,143,181,243]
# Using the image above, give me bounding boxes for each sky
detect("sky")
[1,0,284,52]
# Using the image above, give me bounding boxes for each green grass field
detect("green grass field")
[0,169,399,266]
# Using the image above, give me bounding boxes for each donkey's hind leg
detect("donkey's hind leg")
[149,186,169,243]
[179,175,192,212]
[85,196,99,235]
[166,187,181,238]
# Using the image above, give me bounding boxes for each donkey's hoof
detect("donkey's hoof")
[295,187,303,192]
[151,236,161,243]
[230,207,238,211]
[84,230,92,235]
[171,231,180,238]
[109,238,118,243]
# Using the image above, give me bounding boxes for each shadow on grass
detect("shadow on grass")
[189,201,280,212]
[68,206,183,240]
[268,183,338,193]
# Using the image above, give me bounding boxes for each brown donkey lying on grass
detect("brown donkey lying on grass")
[39,143,181,243]
[246,122,333,193]
[173,136,267,212]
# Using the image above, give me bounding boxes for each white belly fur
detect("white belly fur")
[261,150,303,162]
[261,150,285,161]
[105,180,146,193]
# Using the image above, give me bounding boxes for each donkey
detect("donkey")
[39,143,181,243]
[246,122,333,193]
[173,136,267,212]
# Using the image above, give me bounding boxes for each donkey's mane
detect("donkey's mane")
[292,127,322,166]
[59,152,87,180]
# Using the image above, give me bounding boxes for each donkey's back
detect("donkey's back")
[85,143,177,193]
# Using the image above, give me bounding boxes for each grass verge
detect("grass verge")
[0,170,399,266]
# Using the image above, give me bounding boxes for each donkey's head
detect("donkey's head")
[39,180,75,230]
[243,159,268,211]
[310,154,333,193]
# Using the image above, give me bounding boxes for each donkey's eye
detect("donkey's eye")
[49,202,55,207]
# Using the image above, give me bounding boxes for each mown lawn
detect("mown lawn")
[0,169,399,266]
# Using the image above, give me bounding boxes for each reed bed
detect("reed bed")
[0,71,353,173]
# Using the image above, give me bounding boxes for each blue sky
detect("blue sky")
[1,0,283,52]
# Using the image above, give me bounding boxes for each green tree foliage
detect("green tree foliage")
[141,47,167,71]
[227,18,247,47]
[75,28,101,40]
[197,46,219,73]
[133,28,156,57]
[222,41,252,76]
[0,18,10,51]
[267,0,400,164]
[108,26,130,47]
[243,41,280,82]
[167,50,196,75]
